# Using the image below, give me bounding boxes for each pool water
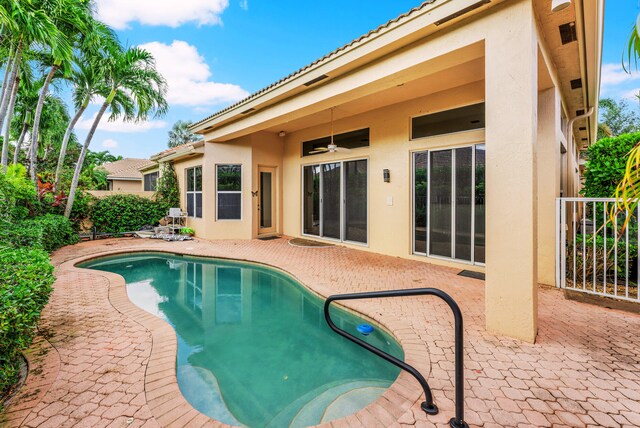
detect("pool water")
[80,253,402,427]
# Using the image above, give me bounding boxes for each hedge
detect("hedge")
[582,132,640,197]
[0,247,55,403]
[0,214,78,253]
[90,194,169,233]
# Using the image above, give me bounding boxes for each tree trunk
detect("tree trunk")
[12,120,28,165]
[54,98,88,193]
[65,98,111,218]
[1,74,19,170]
[0,50,14,115]
[0,44,21,156]
[30,64,58,184]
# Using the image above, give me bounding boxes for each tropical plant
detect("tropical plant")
[167,120,201,148]
[53,20,119,192]
[27,0,89,183]
[155,162,180,208]
[614,23,640,229]
[64,46,168,218]
[582,133,640,198]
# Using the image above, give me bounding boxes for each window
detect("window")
[412,144,485,264]
[217,164,241,220]
[411,103,485,139]
[143,171,159,191]
[302,128,370,156]
[302,159,367,244]
[185,261,203,318]
[186,166,202,218]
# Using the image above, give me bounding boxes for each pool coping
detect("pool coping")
[62,247,428,427]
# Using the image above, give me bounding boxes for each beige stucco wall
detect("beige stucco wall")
[171,134,283,240]
[108,179,141,192]
[282,82,485,267]
[87,190,155,199]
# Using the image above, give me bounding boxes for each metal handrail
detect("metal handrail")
[323,288,468,428]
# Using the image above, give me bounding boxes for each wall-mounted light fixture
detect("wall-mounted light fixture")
[551,0,571,12]
[278,131,286,137]
[383,169,390,183]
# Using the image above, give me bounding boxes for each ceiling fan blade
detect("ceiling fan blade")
[309,147,329,154]
[335,147,353,153]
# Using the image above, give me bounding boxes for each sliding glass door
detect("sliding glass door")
[302,159,368,244]
[413,144,485,264]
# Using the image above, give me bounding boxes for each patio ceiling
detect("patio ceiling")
[262,56,485,135]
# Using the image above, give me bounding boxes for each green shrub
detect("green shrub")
[0,215,78,252]
[91,194,169,233]
[33,214,79,252]
[582,132,640,197]
[0,247,55,402]
[0,221,44,249]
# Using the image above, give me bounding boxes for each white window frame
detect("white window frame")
[185,166,202,218]
[410,102,485,141]
[216,164,242,221]
[143,171,159,191]
[300,158,369,246]
[411,144,485,266]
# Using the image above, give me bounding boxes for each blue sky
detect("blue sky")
[78,0,634,159]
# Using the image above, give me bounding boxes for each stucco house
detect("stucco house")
[98,158,158,193]
[150,0,604,342]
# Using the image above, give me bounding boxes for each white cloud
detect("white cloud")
[139,40,250,108]
[77,113,167,133]
[600,63,640,96]
[102,138,119,149]
[95,0,229,29]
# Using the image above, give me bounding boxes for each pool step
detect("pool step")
[177,365,242,426]
[267,379,389,428]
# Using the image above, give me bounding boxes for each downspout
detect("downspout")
[566,107,595,151]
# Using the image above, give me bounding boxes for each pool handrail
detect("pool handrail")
[323,287,468,428]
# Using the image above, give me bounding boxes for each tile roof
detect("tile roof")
[191,0,437,129]
[100,158,157,180]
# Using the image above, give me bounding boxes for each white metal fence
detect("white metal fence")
[556,197,640,302]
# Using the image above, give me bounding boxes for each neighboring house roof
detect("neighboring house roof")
[191,0,437,130]
[150,141,205,163]
[100,158,157,180]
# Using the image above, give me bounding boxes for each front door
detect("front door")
[258,166,276,235]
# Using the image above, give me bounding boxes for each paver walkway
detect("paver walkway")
[2,237,640,428]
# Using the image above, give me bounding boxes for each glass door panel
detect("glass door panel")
[429,150,452,257]
[344,160,367,243]
[260,172,272,229]
[474,145,486,263]
[303,166,320,236]
[454,147,473,261]
[413,152,428,254]
[321,163,341,239]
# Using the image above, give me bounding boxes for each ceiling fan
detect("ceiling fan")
[309,107,352,154]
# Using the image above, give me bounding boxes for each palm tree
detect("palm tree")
[167,120,201,148]
[27,0,89,182]
[53,20,119,193]
[64,46,168,218]
[0,0,71,178]
[11,75,42,165]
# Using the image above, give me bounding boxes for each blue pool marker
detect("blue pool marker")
[357,324,374,336]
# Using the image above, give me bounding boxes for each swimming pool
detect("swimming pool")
[80,253,402,427]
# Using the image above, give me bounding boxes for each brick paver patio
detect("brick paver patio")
[2,237,640,427]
